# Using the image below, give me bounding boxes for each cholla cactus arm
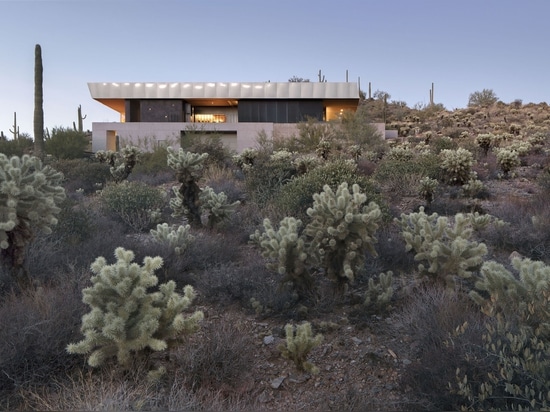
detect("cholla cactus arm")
[150,223,194,255]
[251,217,313,295]
[110,145,143,182]
[0,155,65,276]
[363,271,394,312]
[199,186,240,229]
[67,247,203,369]
[303,182,382,287]
[278,322,323,374]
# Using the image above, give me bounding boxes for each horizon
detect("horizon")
[1,0,549,137]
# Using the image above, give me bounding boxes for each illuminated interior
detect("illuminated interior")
[194,114,226,123]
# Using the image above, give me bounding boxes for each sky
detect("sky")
[0,0,549,137]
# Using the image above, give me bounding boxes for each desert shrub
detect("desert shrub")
[0,136,33,157]
[453,258,550,411]
[180,129,234,169]
[100,180,166,232]
[175,318,254,391]
[50,197,95,246]
[274,158,375,220]
[202,164,245,204]
[45,127,89,159]
[179,230,242,272]
[292,117,334,152]
[430,135,458,153]
[397,285,487,411]
[240,149,298,207]
[439,148,475,185]
[0,281,85,407]
[131,145,171,175]
[396,208,488,288]
[52,158,111,194]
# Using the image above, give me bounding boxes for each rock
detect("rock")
[351,337,362,345]
[271,376,286,389]
[263,335,275,345]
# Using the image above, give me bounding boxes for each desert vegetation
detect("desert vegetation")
[1,94,550,411]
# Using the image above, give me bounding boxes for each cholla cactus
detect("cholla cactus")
[419,176,439,205]
[461,173,485,198]
[167,147,209,225]
[363,271,394,312]
[439,148,475,185]
[95,150,116,166]
[292,154,320,175]
[0,154,65,280]
[387,143,414,161]
[475,133,495,156]
[67,247,203,370]
[250,217,313,296]
[199,186,240,229]
[150,223,194,255]
[316,138,331,160]
[110,145,142,182]
[233,148,258,171]
[304,182,382,287]
[278,322,323,374]
[396,207,488,288]
[495,148,520,177]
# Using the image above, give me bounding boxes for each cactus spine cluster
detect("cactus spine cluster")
[67,247,204,370]
[0,154,65,281]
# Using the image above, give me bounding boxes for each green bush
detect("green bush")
[274,159,374,220]
[0,137,33,157]
[45,127,89,159]
[100,181,166,232]
[52,158,111,194]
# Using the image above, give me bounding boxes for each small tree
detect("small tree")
[0,154,65,284]
[45,127,89,159]
[67,248,204,374]
[468,89,498,107]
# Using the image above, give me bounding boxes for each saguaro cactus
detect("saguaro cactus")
[9,112,19,140]
[33,44,44,159]
[0,154,65,282]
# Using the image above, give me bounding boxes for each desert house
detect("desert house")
[87,81,365,152]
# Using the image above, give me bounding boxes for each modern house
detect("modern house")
[88,81,362,153]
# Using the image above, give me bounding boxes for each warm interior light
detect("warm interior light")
[194,114,226,123]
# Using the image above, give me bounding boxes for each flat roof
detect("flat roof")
[88,81,360,100]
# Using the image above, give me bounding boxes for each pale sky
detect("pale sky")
[1,0,548,137]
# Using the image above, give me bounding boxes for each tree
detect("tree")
[33,44,45,159]
[288,76,310,82]
[467,88,498,107]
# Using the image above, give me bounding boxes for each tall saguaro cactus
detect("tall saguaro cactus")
[9,112,19,140]
[33,44,44,159]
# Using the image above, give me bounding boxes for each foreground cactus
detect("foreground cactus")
[0,154,65,282]
[67,248,203,371]
[304,182,382,288]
